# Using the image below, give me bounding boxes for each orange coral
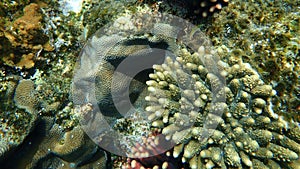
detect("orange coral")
[1,3,53,69]
[16,53,35,68]
[12,3,43,46]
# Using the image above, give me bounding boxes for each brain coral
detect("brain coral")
[26,118,100,169]
[14,79,39,114]
[0,76,40,166]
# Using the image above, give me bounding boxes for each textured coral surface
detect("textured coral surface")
[146,45,300,168]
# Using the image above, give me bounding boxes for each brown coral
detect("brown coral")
[52,126,98,163]
[12,3,44,45]
[13,79,39,114]
[1,3,53,69]
[26,121,99,169]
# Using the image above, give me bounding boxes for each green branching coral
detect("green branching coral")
[145,45,300,168]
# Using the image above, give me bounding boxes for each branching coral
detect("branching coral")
[145,44,300,168]
[71,4,300,168]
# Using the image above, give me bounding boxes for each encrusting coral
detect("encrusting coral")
[1,3,53,69]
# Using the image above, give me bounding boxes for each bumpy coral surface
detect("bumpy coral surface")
[145,0,229,21]
[1,0,299,168]
[206,0,300,121]
[26,121,100,169]
[146,43,300,168]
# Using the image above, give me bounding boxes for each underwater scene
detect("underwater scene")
[0,0,299,169]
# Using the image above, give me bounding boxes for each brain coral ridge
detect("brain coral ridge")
[25,117,99,169]
[13,79,40,114]
[145,45,300,168]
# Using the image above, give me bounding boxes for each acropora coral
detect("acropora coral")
[206,0,300,121]
[146,44,300,168]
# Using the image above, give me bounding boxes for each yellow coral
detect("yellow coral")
[16,53,35,69]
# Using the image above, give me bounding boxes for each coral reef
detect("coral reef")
[0,0,30,16]
[0,1,111,168]
[0,107,38,163]
[0,75,39,164]
[113,129,189,169]
[150,0,229,20]
[80,0,138,40]
[0,0,299,169]
[71,5,193,158]
[0,74,19,111]
[72,2,300,168]
[0,116,106,169]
